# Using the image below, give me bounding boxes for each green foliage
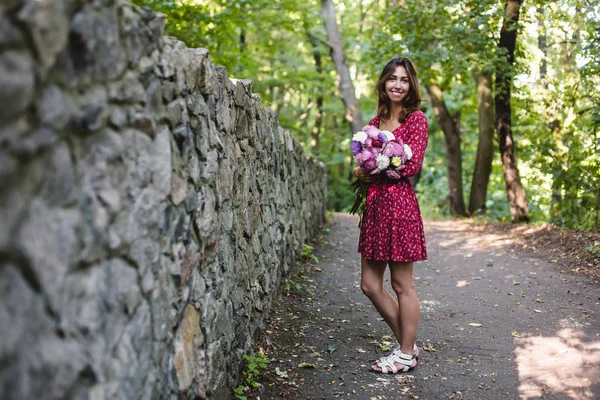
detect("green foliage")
[233,351,270,399]
[133,0,600,231]
[301,244,319,263]
[585,243,600,259]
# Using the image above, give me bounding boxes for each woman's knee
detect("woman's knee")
[361,281,382,299]
[391,280,414,297]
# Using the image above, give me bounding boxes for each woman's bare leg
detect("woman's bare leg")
[360,257,402,344]
[389,261,420,354]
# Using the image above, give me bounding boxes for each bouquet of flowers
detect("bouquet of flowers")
[348,125,413,215]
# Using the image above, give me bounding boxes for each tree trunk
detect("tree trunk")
[304,24,324,157]
[240,29,246,53]
[320,0,364,134]
[537,8,547,86]
[469,71,495,215]
[495,0,529,222]
[426,84,467,216]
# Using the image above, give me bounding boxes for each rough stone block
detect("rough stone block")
[173,304,202,391]
[201,150,219,183]
[16,200,81,311]
[42,142,76,207]
[171,177,187,206]
[17,0,69,69]
[152,125,172,197]
[37,84,75,130]
[187,48,214,95]
[0,50,35,120]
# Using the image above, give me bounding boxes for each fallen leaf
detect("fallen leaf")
[396,374,415,384]
[535,298,544,303]
[511,331,519,337]
[328,344,337,355]
[275,367,289,378]
[534,309,542,313]
[378,343,392,352]
[423,343,437,352]
[298,362,316,368]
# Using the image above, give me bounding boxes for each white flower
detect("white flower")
[381,130,395,141]
[403,144,413,160]
[352,131,367,144]
[376,154,390,170]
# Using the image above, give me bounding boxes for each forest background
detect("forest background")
[132,0,599,231]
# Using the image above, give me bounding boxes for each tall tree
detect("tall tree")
[320,0,364,134]
[304,22,325,157]
[537,7,548,86]
[427,84,468,216]
[468,71,495,215]
[495,0,529,222]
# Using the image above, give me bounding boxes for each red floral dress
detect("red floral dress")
[357,110,428,262]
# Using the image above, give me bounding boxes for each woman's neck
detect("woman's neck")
[387,104,404,121]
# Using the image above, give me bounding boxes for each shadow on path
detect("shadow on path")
[249,213,600,399]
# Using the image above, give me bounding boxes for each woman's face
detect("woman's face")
[385,66,410,104]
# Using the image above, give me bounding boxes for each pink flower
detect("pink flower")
[363,157,377,169]
[383,141,404,157]
[363,125,380,139]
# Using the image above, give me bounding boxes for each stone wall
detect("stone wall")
[0,1,327,399]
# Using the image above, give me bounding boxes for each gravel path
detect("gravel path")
[249,213,600,399]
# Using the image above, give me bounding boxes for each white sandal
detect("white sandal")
[371,349,417,374]
[374,343,420,365]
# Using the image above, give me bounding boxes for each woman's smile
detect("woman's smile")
[385,65,410,103]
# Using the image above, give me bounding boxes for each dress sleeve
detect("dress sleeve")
[400,111,428,177]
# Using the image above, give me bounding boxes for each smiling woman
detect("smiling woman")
[352,56,429,375]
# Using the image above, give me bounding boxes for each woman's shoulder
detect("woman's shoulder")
[408,110,427,122]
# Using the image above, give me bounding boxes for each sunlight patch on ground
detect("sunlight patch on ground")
[420,300,442,308]
[514,328,600,399]
[426,220,517,251]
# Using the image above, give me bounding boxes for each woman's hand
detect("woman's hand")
[353,167,378,183]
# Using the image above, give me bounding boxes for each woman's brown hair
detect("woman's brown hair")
[376,57,422,123]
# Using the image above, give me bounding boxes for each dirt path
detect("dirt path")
[248,213,600,399]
